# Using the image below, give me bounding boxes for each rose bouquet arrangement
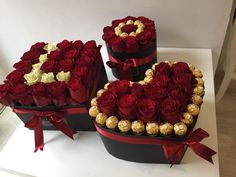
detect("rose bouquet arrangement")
[0,40,108,151]
[102,16,157,81]
[89,61,216,164]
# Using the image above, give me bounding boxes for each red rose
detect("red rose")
[31,82,51,106]
[144,84,168,101]
[173,73,193,88]
[72,66,92,88]
[97,91,117,116]
[13,60,32,73]
[130,83,144,97]
[137,16,155,27]
[41,60,57,73]
[161,98,182,124]
[30,42,47,53]
[154,62,171,75]
[48,82,67,106]
[58,59,74,72]
[137,29,153,48]
[124,36,138,53]
[111,19,123,28]
[80,48,98,58]
[64,49,79,60]
[137,98,157,123]
[67,78,87,103]
[11,83,33,105]
[6,70,24,84]
[20,50,41,64]
[110,37,125,52]
[102,27,115,44]
[72,40,84,50]
[0,84,12,106]
[76,56,95,67]
[121,24,137,34]
[57,40,72,51]
[108,80,130,95]
[118,94,137,120]
[84,40,97,49]
[169,84,186,100]
[172,62,191,74]
[47,50,63,61]
[152,74,170,88]
[123,16,135,22]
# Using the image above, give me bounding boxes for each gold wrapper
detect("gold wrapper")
[192,69,203,78]
[97,89,106,97]
[129,32,136,37]
[118,22,126,28]
[181,112,194,125]
[106,116,119,129]
[187,104,200,116]
[134,20,141,25]
[90,97,98,107]
[118,120,131,133]
[136,28,143,34]
[146,122,159,136]
[131,120,145,134]
[104,82,110,90]
[188,63,195,71]
[174,122,188,136]
[196,78,204,86]
[138,81,146,85]
[160,123,173,136]
[151,63,158,70]
[192,94,203,105]
[95,113,108,125]
[145,69,154,76]
[126,20,134,25]
[193,86,204,96]
[144,75,153,83]
[120,32,128,38]
[89,106,100,118]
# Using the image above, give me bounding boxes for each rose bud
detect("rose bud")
[171,62,192,74]
[108,80,130,95]
[151,74,170,88]
[0,84,12,106]
[58,59,74,72]
[47,50,63,61]
[48,82,67,106]
[30,42,47,53]
[144,84,168,101]
[110,37,125,52]
[118,94,137,120]
[67,78,87,103]
[84,40,97,49]
[97,91,117,116]
[6,70,24,85]
[56,40,72,51]
[154,62,171,75]
[13,60,32,73]
[41,60,57,73]
[76,56,95,68]
[161,98,182,124]
[31,82,51,106]
[20,50,41,64]
[64,49,79,60]
[72,66,92,88]
[72,40,84,50]
[11,83,33,106]
[130,83,144,98]
[124,36,139,53]
[137,98,157,123]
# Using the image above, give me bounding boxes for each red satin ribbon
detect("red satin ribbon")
[95,124,216,166]
[14,107,87,152]
[107,51,156,80]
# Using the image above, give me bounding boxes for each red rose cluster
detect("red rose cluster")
[0,40,102,107]
[102,16,156,53]
[97,62,197,125]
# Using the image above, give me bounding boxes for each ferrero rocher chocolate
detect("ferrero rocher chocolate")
[196,78,204,86]
[152,63,158,70]
[118,120,131,133]
[193,86,204,96]
[126,19,134,25]
[164,60,172,66]
[97,89,106,97]
[104,82,110,90]
[106,116,119,129]
[90,97,98,107]
[160,123,173,136]
[131,120,145,134]
[146,122,159,136]
[192,69,203,78]
[181,112,194,125]
[144,75,153,83]
[138,81,146,85]
[95,113,108,125]
[89,106,100,118]
[145,69,154,76]
[188,63,195,71]
[120,32,128,38]
[192,94,203,105]
[187,104,200,116]
[174,122,188,136]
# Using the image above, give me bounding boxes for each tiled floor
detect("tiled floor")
[0,80,236,177]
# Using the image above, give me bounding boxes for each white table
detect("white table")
[0,47,219,177]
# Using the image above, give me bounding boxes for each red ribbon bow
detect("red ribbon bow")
[14,109,78,152]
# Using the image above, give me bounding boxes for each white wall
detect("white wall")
[0,0,233,75]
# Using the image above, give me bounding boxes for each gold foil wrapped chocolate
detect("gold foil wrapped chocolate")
[145,69,154,76]
[118,22,126,28]
[97,89,106,97]
[192,69,203,78]
[131,120,145,134]
[89,106,100,118]
[187,104,200,116]
[129,32,136,37]
[104,82,110,90]
[181,112,194,125]
[138,80,146,85]
[120,32,128,38]
[118,120,131,133]
[192,94,203,105]
[106,116,119,129]
[193,86,204,96]
[134,20,141,25]
[95,113,108,125]
[90,97,98,107]
[152,63,158,70]
[160,123,173,136]
[146,122,159,136]
[174,122,188,136]
[188,63,195,71]
[196,78,204,86]
[144,75,153,83]
[126,20,134,25]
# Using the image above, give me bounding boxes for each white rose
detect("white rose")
[39,54,48,63]
[24,72,40,86]
[41,72,55,83]
[56,71,71,82]
[43,43,58,53]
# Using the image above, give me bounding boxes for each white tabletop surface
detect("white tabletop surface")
[0,47,219,177]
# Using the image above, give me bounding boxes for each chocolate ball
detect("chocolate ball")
[138,80,147,85]
[115,30,122,36]
[131,120,145,134]
[118,120,131,133]
[145,69,154,76]
[118,22,126,28]
[181,112,194,125]
[192,69,203,78]
[106,116,119,129]
[152,63,158,70]
[196,78,204,86]
[137,23,145,29]
[97,89,106,97]
[134,20,141,25]
[89,106,100,118]
[136,28,143,34]
[120,32,128,38]
[104,82,110,90]
[144,75,153,83]
[126,20,134,25]
[90,97,98,107]
[146,122,159,136]
[192,94,203,105]
[129,32,136,37]
[187,104,200,116]
[95,113,108,125]
[188,63,195,71]
[165,60,173,66]
[193,86,204,96]
[174,122,188,136]
[160,123,174,136]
